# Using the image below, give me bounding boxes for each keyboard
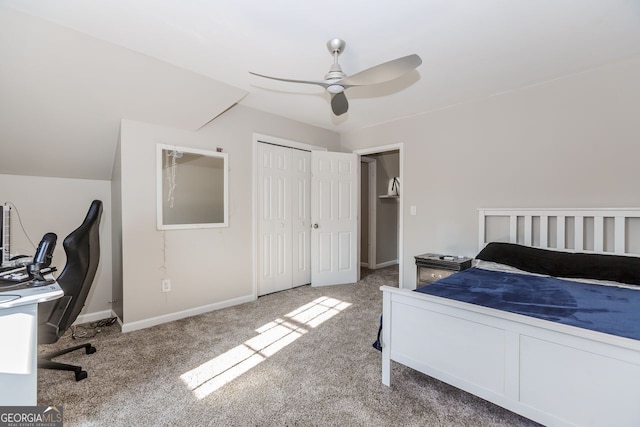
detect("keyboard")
[0,266,56,285]
[0,267,30,282]
[0,264,22,273]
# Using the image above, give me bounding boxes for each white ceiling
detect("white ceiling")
[4,0,640,134]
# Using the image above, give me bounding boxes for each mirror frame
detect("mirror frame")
[156,143,229,230]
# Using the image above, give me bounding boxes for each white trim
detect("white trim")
[156,143,229,230]
[120,294,254,333]
[368,161,377,270]
[253,133,328,152]
[361,156,377,270]
[375,259,398,269]
[73,309,113,326]
[353,143,404,289]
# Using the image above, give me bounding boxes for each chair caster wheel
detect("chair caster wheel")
[75,370,88,381]
[86,346,96,354]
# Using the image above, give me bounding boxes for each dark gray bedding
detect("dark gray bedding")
[476,242,640,285]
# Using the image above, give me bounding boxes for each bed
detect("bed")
[380,208,640,427]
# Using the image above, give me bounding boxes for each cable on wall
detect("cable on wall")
[4,201,37,252]
[160,229,169,282]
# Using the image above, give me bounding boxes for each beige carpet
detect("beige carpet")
[37,266,539,426]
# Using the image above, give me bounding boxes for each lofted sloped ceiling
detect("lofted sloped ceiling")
[0,7,246,180]
[1,1,640,180]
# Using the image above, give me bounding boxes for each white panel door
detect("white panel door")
[257,143,292,295]
[311,151,359,286]
[291,149,311,286]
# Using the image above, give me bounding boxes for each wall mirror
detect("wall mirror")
[157,144,228,230]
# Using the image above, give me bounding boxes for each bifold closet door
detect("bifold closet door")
[258,143,293,295]
[257,143,311,296]
[291,149,311,287]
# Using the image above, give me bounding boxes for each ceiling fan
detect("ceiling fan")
[249,38,422,116]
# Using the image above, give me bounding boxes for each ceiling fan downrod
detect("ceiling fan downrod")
[325,38,347,93]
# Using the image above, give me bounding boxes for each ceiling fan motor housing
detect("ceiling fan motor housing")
[325,66,346,82]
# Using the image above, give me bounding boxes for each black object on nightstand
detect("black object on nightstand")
[415,253,472,287]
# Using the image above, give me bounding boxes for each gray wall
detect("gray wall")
[0,174,113,320]
[341,57,640,289]
[360,161,369,264]
[110,134,123,320]
[373,151,400,265]
[115,105,340,329]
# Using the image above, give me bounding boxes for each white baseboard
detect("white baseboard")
[375,259,398,269]
[120,294,255,333]
[73,309,114,326]
[360,261,369,267]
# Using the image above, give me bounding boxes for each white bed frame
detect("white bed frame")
[381,208,640,427]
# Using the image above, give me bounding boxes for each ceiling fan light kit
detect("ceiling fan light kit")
[249,38,421,116]
[326,84,344,94]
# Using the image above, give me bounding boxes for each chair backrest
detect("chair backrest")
[39,200,103,344]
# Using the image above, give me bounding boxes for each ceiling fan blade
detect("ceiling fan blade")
[331,92,349,116]
[338,54,422,88]
[249,72,329,89]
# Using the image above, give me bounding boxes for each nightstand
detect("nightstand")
[415,253,473,287]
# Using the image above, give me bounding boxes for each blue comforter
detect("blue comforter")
[415,267,640,340]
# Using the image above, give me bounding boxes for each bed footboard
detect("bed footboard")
[381,285,640,427]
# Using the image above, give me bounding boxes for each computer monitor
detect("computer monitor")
[0,204,10,266]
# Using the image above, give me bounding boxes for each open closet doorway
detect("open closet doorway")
[356,144,403,287]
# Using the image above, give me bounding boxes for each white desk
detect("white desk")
[0,280,63,405]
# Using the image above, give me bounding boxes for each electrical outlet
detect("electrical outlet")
[161,279,171,293]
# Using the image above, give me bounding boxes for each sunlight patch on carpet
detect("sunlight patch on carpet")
[180,296,351,399]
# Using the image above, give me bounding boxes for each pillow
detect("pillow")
[475,260,548,277]
[475,258,639,290]
[476,242,640,286]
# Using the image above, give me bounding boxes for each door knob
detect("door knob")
[313,223,319,229]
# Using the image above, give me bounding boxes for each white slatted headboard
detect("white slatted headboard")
[479,208,640,256]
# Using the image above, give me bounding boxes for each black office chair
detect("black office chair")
[38,200,103,381]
